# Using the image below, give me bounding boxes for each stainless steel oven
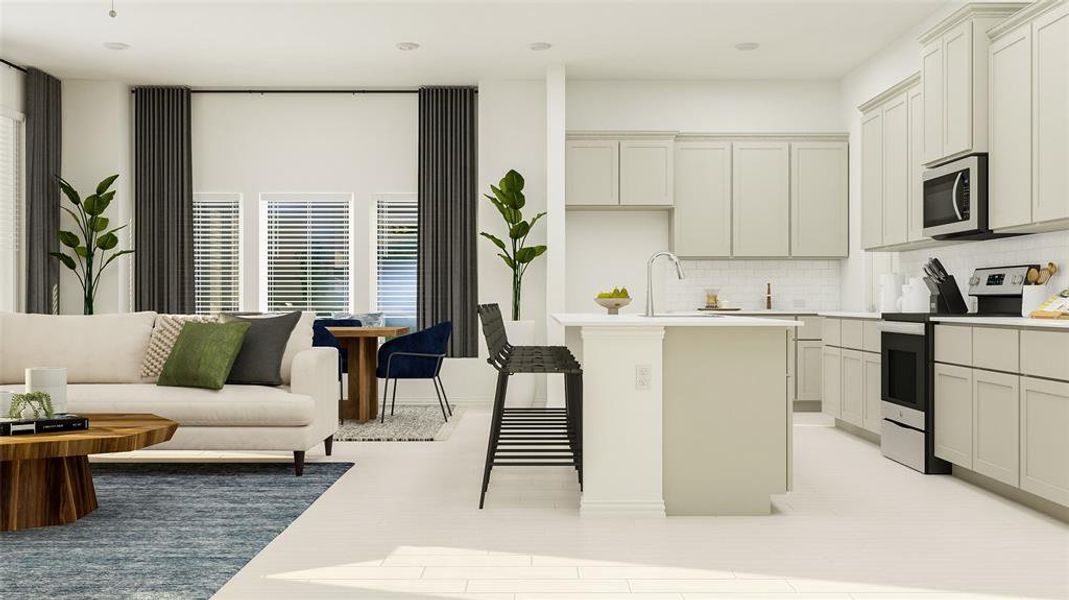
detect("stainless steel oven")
[922,154,988,240]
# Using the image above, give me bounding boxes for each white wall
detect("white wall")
[59,80,133,315]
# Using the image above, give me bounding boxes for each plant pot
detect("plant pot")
[504,319,537,406]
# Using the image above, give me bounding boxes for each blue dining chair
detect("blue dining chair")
[377,321,453,423]
[312,318,362,421]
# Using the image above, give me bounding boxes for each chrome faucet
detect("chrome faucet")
[645,251,685,317]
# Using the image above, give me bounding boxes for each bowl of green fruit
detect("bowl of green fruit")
[595,288,632,315]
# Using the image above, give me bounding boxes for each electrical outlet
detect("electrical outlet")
[635,364,651,391]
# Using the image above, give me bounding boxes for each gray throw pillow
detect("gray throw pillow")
[222,311,302,385]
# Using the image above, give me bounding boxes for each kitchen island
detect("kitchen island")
[554,313,800,516]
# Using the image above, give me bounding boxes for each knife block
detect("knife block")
[925,275,968,314]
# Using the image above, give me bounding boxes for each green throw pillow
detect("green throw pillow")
[157,321,251,390]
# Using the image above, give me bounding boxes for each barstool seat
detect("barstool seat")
[477,303,583,509]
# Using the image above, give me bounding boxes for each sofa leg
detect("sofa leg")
[293,450,305,477]
[324,435,333,456]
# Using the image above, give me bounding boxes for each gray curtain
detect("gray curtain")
[418,87,478,357]
[24,68,61,314]
[133,86,194,313]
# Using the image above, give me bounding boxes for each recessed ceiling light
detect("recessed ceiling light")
[735,42,760,52]
[396,42,420,52]
[529,42,553,51]
[103,42,130,51]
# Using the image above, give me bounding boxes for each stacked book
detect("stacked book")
[0,414,90,436]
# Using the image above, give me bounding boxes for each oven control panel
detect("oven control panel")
[968,265,1037,296]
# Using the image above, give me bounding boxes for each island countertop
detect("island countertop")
[553,313,801,327]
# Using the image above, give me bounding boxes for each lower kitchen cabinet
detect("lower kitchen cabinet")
[972,370,1020,487]
[840,349,864,427]
[796,340,823,401]
[934,363,974,468]
[862,352,883,433]
[821,346,841,418]
[1020,376,1069,506]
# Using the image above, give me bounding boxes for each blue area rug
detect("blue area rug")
[0,462,353,599]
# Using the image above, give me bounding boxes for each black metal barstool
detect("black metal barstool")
[476,303,583,509]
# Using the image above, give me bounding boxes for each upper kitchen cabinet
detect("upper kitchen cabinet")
[565,134,674,208]
[790,141,848,257]
[732,142,790,257]
[860,108,884,250]
[919,3,1028,166]
[673,141,732,257]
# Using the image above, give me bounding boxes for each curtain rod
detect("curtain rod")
[128,88,477,95]
[1,58,27,73]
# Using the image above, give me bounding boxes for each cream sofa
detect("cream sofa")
[0,311,339,475]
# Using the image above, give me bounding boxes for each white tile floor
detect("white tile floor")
[202,410,1068,600]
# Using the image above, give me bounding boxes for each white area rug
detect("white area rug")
[334,405,465,441]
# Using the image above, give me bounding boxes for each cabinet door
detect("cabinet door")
[861,110,884,249]
[863,352,883,434]
[922,39,945,164]
[620,140,673,206]
[1033,3,1069,223]
[943,21,975,158]
[989,25,1034,230]
[822,346,842,418]
[934,363,974,468]
[790,141,848,257]
[1020,377,1069,506]
[732,142,789,257]
[882,94,909,246]
[973,370,1020,487]
[907,85,926,242]
[797,340,823,401]
[673,142,731,257]
[841,349,865,427]
[566,140,619,206]
[787,327,797,403]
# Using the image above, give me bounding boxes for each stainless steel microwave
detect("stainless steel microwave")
[922,154,989,240]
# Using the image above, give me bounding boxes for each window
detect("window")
[192,193,242,314]
[261,193,352,316]
[0,112,22,313]
[375,194,418,323]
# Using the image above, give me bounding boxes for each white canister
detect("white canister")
[0,391,12,418]
[1021,285,1052,317]
[26,367,68,415]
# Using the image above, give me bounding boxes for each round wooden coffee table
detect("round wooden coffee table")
[0,413,177,531]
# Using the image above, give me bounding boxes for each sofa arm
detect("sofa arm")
[290,347,340,434]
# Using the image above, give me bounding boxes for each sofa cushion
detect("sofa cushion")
[0,312,158,384]
[158,322,251,390]
[223,311,301,386]
[0,383,316,427]
[141,314,220,379]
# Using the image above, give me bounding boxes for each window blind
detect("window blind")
[263,195,351,316]
[192,193,241,314]
[375,195,418,321]
[0,114,22,313]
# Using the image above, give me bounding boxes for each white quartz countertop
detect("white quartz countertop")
[931,316,1069,329]
[703,309,820,315]
[553,312,801,327]
[818,311,883,319]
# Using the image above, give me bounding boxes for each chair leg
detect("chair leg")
[480,371,509,509]
[380,377,390,423]
[432,377,449,422]
[390,378,398,416]
[437,376,453,416]
[293,450,305,477]
[323,435,333,456]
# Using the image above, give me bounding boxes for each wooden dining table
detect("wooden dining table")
[326,325,410,422]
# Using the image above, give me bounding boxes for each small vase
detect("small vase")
[26,367,68,415]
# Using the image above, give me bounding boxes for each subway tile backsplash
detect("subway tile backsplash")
[659,259,842,312]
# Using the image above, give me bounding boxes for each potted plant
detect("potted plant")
[50,174,133,315]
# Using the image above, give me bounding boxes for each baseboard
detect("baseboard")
[833,419,880,444]
[952,466,1069,524]
[793,400,822,413]
[580,499,666,517]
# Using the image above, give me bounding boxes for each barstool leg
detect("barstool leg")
[480,370,510,509]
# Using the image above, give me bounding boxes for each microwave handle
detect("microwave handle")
[951,172,963,220]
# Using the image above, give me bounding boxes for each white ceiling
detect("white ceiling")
[0,0,948,86]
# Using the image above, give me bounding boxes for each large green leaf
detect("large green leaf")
[96,174,119,195]
[485,193,520,225]
[98,249,134,273]
[83,194,111,216]
[500,170,524,193]
[516,245,547,264]
[528,211,547,229]
[90,216,110,232]
[508,221,530,240]
[480,232,506,252]
[58,230,80,248]
[49,252,77,271]
[99,190,116,203]
[96,232,119,250]
[56,176,80,206]
[497,253,516,269]
[74,246,89,258]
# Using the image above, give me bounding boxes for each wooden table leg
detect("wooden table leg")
[1,455,97,531]
[355,337,379,422]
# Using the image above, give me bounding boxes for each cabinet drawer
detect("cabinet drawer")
[796,316,823,340]
[935,325,973,365]
[972,327,1019,373]
[1020,330,1069,381]
[841,320,864,350]
[863,320,882,353]
[822,318,841,346]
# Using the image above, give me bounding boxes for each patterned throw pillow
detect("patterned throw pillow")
[141,314,220,379]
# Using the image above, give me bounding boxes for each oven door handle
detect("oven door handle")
[951,172,963,221]
[880,321,926,335]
